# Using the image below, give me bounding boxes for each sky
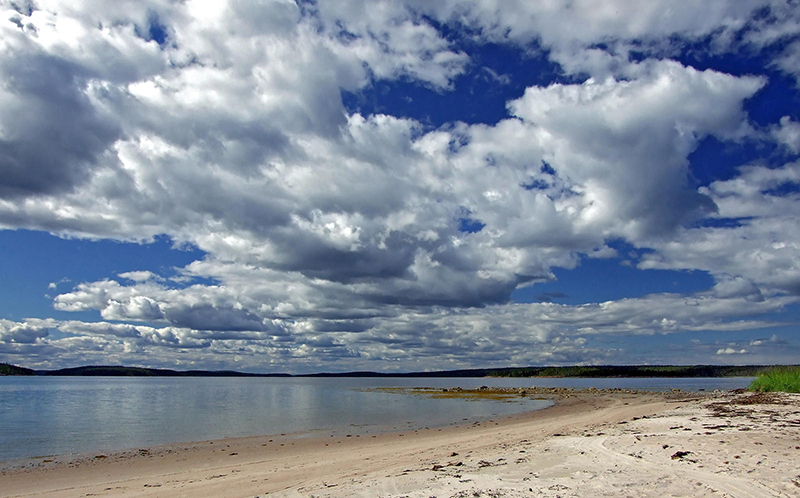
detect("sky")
[1,0,800,374]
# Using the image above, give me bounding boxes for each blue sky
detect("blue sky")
[1,0,799,373]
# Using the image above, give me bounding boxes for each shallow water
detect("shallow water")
[0,376,751,461]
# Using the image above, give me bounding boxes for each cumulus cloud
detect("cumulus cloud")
[772,40,800,87]
[47,277,70,289]
[716,347,748,355]
[773,116,800,154]
[118,270,159,282]
[415,0,789,79]
[310,0,470,89]
[508,60,763,240]
[711,276,765,302]
[0,0,798,371]
[750,335,782,347]
[37,275,794,372]
[642,161,800,296]
[0,2,771,291]
[0,319,51,344]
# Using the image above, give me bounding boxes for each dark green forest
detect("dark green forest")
[0,363,36,375]
[1,362,790,377]
[484,365,776,378]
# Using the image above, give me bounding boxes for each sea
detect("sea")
[0,376,752,462]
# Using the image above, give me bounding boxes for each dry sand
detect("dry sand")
[2,389,799,498]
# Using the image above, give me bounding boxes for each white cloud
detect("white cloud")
[42,273,795,371]
[773,116,800,154]
[642,161,800,296]
[415,0,777,78]
[118,270,159,282]
[773,40,800,87]
[750,335,781,347]
[0,0,798,370]
[312,0,470,89]
[0,319,51,344]
[508,60,763,240]
[716,347,748,355]
[711,276,764,302]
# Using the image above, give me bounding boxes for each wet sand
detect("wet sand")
[2,389,798,497]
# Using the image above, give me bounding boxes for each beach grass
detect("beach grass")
[748,366,800,393]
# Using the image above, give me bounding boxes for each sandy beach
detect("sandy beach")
[2,389,798,498]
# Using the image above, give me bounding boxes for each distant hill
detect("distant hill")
[0,364,290,377]
[0,363,792,377]
[301,365,782,378]
[41,365,291,377]
[484,365,778,378]
[0,363,36,375]
[302,368,496,378]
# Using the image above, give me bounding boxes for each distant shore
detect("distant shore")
[2,388,798,498]
[0,362,786,378]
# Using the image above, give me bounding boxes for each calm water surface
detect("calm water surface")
[0,376,751,461]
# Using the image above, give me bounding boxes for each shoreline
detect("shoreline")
[0,387,560,469]
[0,377,753,465]
[2,389,798,497]
[0,386,668,469]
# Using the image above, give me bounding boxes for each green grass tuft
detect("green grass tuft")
[748,366,800,393]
